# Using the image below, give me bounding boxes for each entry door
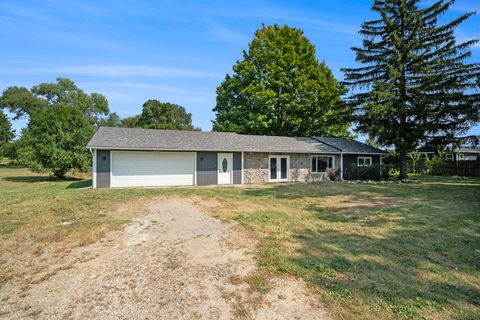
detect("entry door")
[269,156,289,182]
[218,153,233,184]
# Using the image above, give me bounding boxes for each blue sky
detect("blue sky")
[1,0,479,137]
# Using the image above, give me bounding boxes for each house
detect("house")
[421,146,480,161]
[87,127,388,188]
[450,147,480,161]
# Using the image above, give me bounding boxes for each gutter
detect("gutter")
[86,146,342,154]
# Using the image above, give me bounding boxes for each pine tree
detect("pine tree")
[342,0,480,179]
[0,110,14,145]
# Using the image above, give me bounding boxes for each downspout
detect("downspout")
[309,137,343,181]
[380,154,384,180]
[89,148,97,189]
[340,152,344,181]
[241,152,244,184]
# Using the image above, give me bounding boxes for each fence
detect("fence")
[406,159,426,174]
[407,159,480,177]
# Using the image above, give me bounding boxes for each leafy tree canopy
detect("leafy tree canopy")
[213,24,351,137]
[18,104,94,179]
[342,0,480,179]
[120,115,141,128]
[95,100,199,131]
[0,78,109,124]
[98,112,123,128]
[112,99,198,130]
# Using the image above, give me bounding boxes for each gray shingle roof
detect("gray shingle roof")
[456,147,480,154]
[312,137,388,154]
[87,127,340,154]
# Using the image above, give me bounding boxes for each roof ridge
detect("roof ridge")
[310,136,343,152]
[100,127,323,140]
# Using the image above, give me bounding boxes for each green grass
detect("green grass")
[0,167,479,320]
[247,274,271,294]
[164,260,180,270]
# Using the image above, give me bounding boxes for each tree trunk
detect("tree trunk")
[399,145,408,181]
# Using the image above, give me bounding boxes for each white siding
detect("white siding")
[111,151,195,187]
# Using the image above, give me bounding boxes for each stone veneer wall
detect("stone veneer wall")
[244,152,270,184]
[243,152,341,184]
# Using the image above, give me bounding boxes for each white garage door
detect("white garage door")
[111,151,195,187]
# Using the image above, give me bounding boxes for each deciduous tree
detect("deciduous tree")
[138,99,198,130]
[18,104,94,179]
[0,78,109,125]
[213,24,350,137]
[0,78,109,177]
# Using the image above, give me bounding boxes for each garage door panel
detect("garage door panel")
[111,152,195,187]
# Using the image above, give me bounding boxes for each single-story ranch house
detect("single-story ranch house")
[87,127,387,188]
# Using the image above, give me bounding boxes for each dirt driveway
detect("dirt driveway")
[1,199,329,319]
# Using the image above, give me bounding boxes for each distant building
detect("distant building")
[449,147,480,161]
[418,146,480,161]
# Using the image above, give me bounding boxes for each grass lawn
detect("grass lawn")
[1,167,479,320]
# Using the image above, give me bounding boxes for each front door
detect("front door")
[218,153,233,184]
[269,156,289,182]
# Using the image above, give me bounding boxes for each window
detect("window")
[281,157,287,179]
[459,153,464,161]
[358,157,372,167]
[445,154,454,161]
[311,156,334,173]
[222,158,228,172]
[270,157,277,180]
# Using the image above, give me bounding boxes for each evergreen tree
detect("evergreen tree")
[0,110,15,157]
[0,110,14,145]
[342,0,480,179]
[213,24,351,137]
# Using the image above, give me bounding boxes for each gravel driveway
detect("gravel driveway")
[1,198,328,319]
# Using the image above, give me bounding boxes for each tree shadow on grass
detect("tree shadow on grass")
[4,175,86,184]
[66,179,92,189]
[243,178,480,317]
[284,200,480,319]
[242,183,362,199]
[242,180,480,205]
[3,176,55,183]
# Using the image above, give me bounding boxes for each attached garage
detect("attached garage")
[110,151,195,188]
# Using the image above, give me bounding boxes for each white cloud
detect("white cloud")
[278,16,358,35]
[203,19,249,45]
[210,5,358,36]
[0,65,222,79]
[450,1,480,13]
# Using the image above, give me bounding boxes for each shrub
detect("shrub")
[425,153,443,173]
[326,167,340,181]
[346,163,382,180]
[381,163,395,180]
[1,141,18,160]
